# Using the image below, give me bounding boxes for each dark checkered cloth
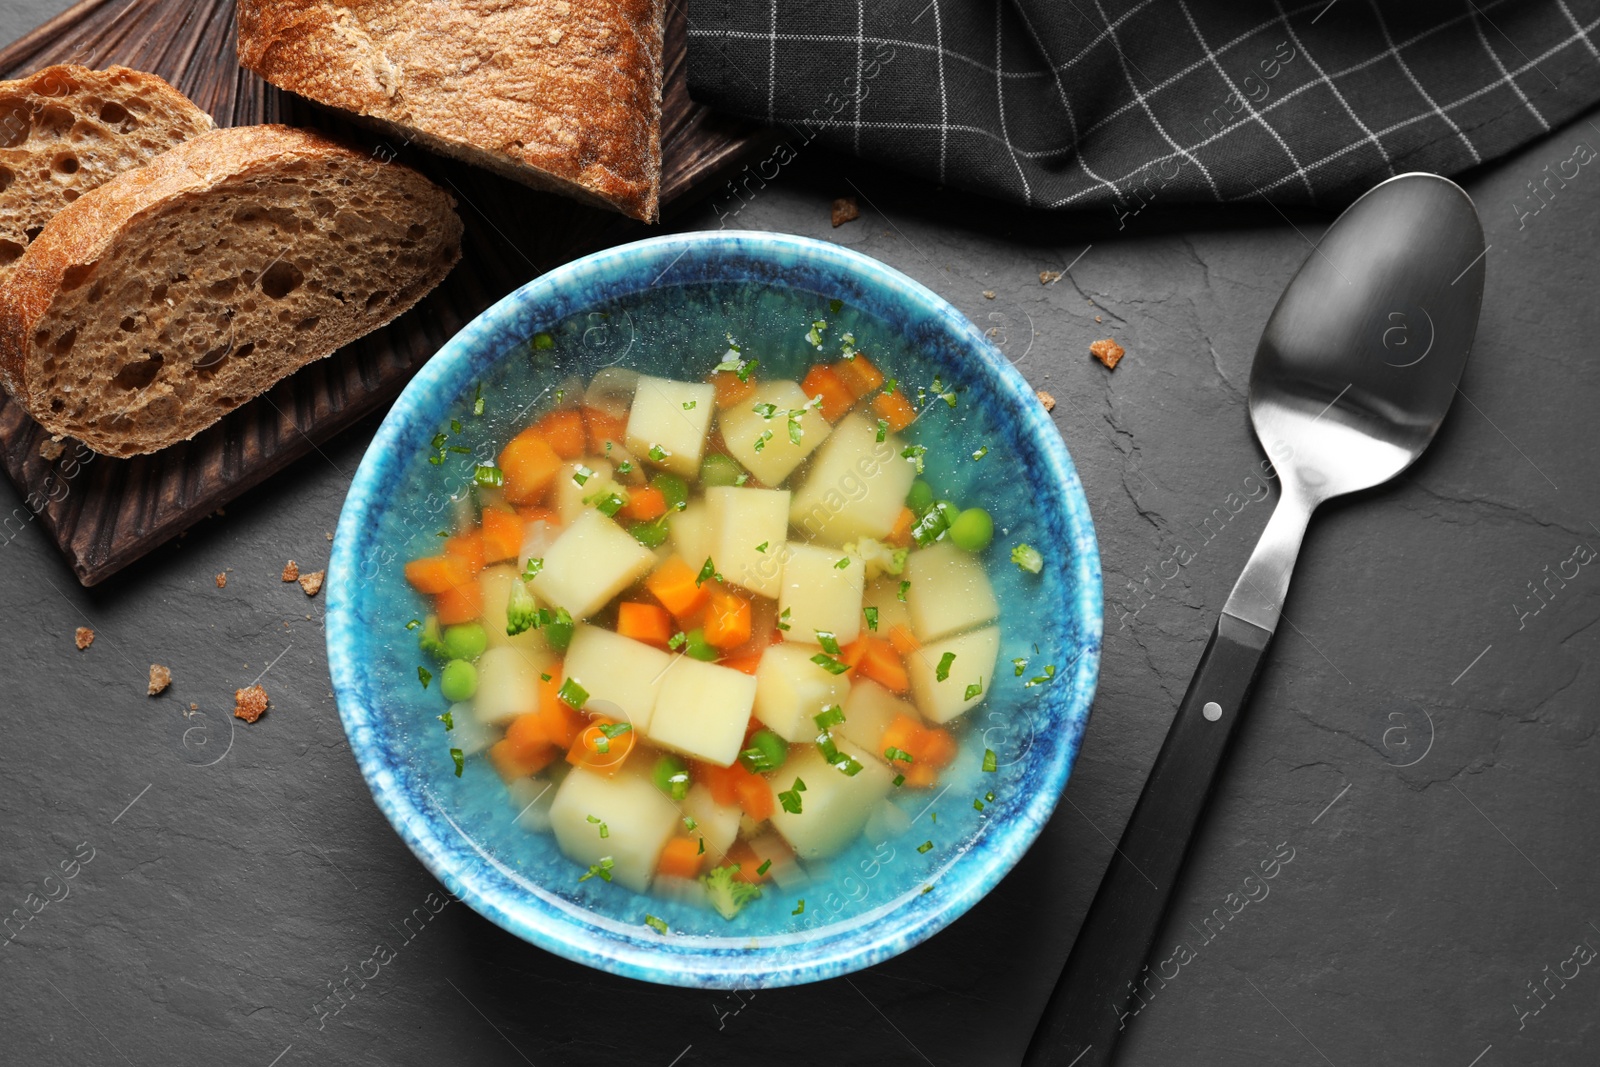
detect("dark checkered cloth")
[686,0,1600,215]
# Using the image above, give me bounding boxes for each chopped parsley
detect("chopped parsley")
[406,619,421,631]
[682,400,698,410]
[756,858,772,877]
[683,816,698,832]
[829,298,843,315]
[778,778,807,814]
[473,464,504,487]
[864,606,880,631]
[974,797,986,811]
[811,652,850,675]
[532,331,555,350]
[901,444,928,474]
[616,460,634,475]
[1013,657,1028,677]
[418,665,432,689]
[935,651,956,682]
[472,382,485,416]
[815,630,841,656]
[876,418,889,442]
[964,678,984,701]
[593,491,626,517]
[916,840,934,854]
[985,790,995,802]
[816,733,863,776]
[814,705,846,731]
[806,319,828,348]
[892,773,906,787]
[578,857,615,883]
[884,746,914,765]
[1011,543,1044,574]
[714,353,758,382]
[557,677,590,709]
[438,710,454,730]
[1025,664,1058,688]
[755,540,769,553]
[792,899,806,915]
[982,748,998,773]
[571,465,594,486]
[648,443,669,463]
[451,748,465,776]
[834,557,851,570]
[668,631,687,650]
[753,402,779,419]
[586,814,609,838]
[971,446,988,461]
[753,429,774,452]
[451,419,462,435]
[776,607,792,632]
[597,722,632,739]
[644,914,668,935]
[695,557,718,586]
[898,580,910,602]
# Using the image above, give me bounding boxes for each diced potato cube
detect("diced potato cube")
[479,565,550,653]
[905,539,1000,642]
[647,656,758,766]
[507,776,556,832]
[718,380,833,486]
[863,576,912,633]
[627,376,715,478]
[561,624,673,733]
[789,413,913,546]
[705,486,791,599]
[668,501,713,572]
[555,458,619,525]
[680,782,741,858]
[531,509,656,620]
[778,542,865,646]
[768,739,894,859]
[446,701,497,756]
[473,645,552,725]
[838,679,918,757]
[908,625,1000,723]
[549,767,680,892]
[753,642,852,742]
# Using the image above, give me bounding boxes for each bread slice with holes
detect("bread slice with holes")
[0,65,214,290]
[0,124,462,456]
[236,0,664,221]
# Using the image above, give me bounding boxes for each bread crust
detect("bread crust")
[0,124,461,454]
[235,0,663,221]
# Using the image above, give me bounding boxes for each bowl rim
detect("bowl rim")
[326,229,1102,988]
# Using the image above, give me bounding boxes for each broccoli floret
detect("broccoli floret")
[418,615,450,659]
[846,537,910,580]
[702,863,762,920]
[506,577,538,636]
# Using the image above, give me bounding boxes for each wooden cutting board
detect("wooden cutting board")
[0,0,770,585]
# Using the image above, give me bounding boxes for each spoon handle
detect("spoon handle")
[1021,611,1273,1067]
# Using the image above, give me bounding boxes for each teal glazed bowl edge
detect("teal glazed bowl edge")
[326,230,1103,988]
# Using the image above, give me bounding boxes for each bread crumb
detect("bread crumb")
[982,290,996,300]
[1095,315,1103,323]
[1090,338,1126,370]
[299,570,325,597]
[74,627,94,650]
[38,437,65,461]
[235,684,269,723]
[189,702,198,711]
[148,664,172,696]
[215,572,227,588]
[1040,270,1062,285]
[326,532,334,541]
[1036,390,1056,412]
[282,560,299,582]
[831,197,860,227]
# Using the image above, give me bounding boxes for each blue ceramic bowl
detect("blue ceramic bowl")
[326,231,1101,988]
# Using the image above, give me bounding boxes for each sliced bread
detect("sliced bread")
[0,65,214,289]
[0,124,462,457]
[236,0,664,222]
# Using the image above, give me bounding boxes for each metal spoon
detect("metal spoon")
[1022,172,1486,1067]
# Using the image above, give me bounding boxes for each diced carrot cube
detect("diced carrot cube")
[711,370,757,409]
[703,586,752,649]
[403,554,471,595]
[801,364,855,422]
[583,407,629,454]
[620,485,667,522]
[838,636,871,673]
[873,390,917,432]
[645,556,711,619]
[880,713,924,763]
[886,506,915,548]
[720,650,765,675]
[657,836,704,879]
[536,665,585,749]
[617,602,674,648]
[566,718,635,776]
[858,637,910,694]
[887,624,920,656]
[734,773,774,823]
[506,712,553,754]
[919,727,958,768]
[833,353,886,398]
[902,762,940,788]
[498,428,563,505]
[443,532,486,574]
[489,737,555,782]
[434,582,483,624]
[480,507,524,563]
[535,409,587,459]
[694,760,743,806]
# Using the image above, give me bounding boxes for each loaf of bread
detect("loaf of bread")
[236,0,664,222]
[0,65,214,289]
[0,124,462,457]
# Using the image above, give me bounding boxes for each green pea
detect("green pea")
[699,453,745,487]
[439,659,478,702]
[652,754,691,800]
[651,472,690,512]
[949,507,994,552]
[442,622,487,661]
[739,729,789,773]
[630,515,671,548]
[906,479,934,515]
[683,628,719,662]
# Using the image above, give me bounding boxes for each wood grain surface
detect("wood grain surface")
[0,0,767,585]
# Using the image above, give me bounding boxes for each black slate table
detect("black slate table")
[3,3,1598,1063]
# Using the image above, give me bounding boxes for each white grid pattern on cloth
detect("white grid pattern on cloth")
[687,0,1600,212]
